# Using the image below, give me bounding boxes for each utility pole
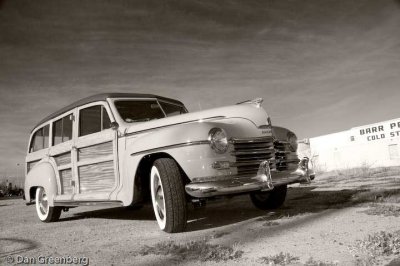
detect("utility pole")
[16,163,24,188]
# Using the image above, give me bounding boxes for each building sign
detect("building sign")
[351,119,400,142]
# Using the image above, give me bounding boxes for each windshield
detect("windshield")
[114,100,187,123]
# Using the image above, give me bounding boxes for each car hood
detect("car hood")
[124,104,270,135]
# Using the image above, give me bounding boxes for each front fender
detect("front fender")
[24,160,58,206]
[116,117,271,205]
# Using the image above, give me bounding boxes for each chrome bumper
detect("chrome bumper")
[185,158,311,198]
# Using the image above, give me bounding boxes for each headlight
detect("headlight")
[287,132,298,152]
[208,128,228,154]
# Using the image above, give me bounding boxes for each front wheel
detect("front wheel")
[250,185,287,210]
[35,187,61,222]
[150,158,187,233]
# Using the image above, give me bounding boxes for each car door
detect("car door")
[73,102,118,201]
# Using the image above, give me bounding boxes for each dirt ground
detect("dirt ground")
[1,172,400,266]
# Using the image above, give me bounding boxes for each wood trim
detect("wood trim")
[78,141,113,161]
[58,164,72,171]
[77,156,114,167]
[48,140,73,156]
[26,148,48,163]
[76,130,114,147]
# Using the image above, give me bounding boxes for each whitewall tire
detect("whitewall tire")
[150,158,187,233]
[35,187,61,222]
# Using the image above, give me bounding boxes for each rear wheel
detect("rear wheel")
[250,185,287,210]
[35,187,61,222]
[150,158,187,233]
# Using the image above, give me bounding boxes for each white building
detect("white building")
[298,118,400,172]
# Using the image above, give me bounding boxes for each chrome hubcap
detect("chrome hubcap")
[153,173,165,220]
[38,189,48,215]
[151,166,167,229]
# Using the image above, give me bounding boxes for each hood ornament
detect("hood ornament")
[236,98,264,108]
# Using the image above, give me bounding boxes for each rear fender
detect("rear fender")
[24,159,59,206]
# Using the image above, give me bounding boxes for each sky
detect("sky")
[1,0,400,176]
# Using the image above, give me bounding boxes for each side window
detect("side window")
[30,125,50,152]
[79,105,111,137]
[43,125,50,148]
[102,107,111,130]
[53,114,73,146]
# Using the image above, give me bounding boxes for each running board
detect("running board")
[54,200,123,207]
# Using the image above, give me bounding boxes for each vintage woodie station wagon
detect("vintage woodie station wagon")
[25,93,312,233]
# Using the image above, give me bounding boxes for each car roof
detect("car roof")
[32,93,184,131]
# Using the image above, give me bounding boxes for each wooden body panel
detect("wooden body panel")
[79,161,115,193]
[78,142,113,161]
[54,152,71,166]
[49,140,75,198]
[60,169,73,194]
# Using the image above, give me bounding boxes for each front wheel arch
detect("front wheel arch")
[133,153,189,205]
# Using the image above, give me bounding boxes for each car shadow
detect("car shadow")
[58,185,400,232]
[185,185,389,232]
[59,205,156,222]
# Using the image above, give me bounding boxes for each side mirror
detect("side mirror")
[110,122,119,130]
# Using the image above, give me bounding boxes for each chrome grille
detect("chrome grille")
[274,141,300,171]
[231,137,276,176]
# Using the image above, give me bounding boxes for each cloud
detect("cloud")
[0,0,400,171]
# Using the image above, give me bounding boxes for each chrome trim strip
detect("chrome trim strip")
[130,140,210,156]
[125,116,226,136]
[54,201,123,207]
[230,159,276,167]
[230,136,274,144]
[231,149,274,156]
[233,143,274,148]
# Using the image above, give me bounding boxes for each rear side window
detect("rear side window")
[53,115,73,145]
[30,125,50,153]
[79,106,111,137]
